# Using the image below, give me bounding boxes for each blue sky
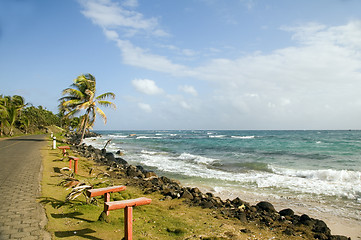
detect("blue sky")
[1,0,361,130]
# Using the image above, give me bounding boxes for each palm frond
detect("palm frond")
[96,92,115,100]
[97,100,116,109]
[95,107,107,124]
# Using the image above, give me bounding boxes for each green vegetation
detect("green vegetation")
[40,137,287,240]
[59,73,116,144]
[0,94,61,137]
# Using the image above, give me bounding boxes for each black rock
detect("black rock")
[279,208,294,217]
[256,201,276,212]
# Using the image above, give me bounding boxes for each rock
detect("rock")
[330,235,351,240]
[180,189,194,200]
[126,165,143,178]
[279,208,294,217]
[116,150,124,155]
[312,219,331,235]
[115,157,128,165]
[256,201,276,212]
[105,152,116,162]
[300,214,313,226]
[144,171,157,178]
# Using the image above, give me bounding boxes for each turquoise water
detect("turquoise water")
[84,130,361,221]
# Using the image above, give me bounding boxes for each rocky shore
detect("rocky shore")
[65,133,350,240]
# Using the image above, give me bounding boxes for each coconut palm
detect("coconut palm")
[0,95,8,136]
[1,95,26,136]
[59,74,116,144]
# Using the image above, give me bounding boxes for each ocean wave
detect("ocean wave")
[134,151,361,200]
[231,135,255,139]
[136,136,162,139]
[178,153,217,164]
[270,166,361,183]
[209,135,226,138]
[140,150,168,155]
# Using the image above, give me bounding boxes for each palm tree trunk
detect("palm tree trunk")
[79,112,90,145]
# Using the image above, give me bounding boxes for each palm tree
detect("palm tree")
[59,74,116,144]
[1,95,26,136]
[0,95,8,136]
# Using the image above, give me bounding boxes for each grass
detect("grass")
[39,136,293,240]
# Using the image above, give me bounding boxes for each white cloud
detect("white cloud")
[138,102,152,113]
[78,0,166,37]
[132,79,164,95]
[79,1,361,128]
[122,0,138,8]
[179,85,198,96]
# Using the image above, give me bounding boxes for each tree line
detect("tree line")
[0,95,61,136]
[1,73,116,143]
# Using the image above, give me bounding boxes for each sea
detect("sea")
[83,130,361,226]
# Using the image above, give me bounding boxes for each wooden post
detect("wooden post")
[104,192,110,216]
[104,197,151,240]
[68,156,79,173]
[74,158,78,174]
[124,206,133,240]
[86,186,126,215]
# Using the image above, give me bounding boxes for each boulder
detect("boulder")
[279,208,294,217]
[256,201,276,212]
[180,189,194,200]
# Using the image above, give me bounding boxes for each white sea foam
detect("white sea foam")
[231,135,255,139]
[209,135,226,138]
[136,136,162,139]
[178,153,216,164]
[135,151,361,200]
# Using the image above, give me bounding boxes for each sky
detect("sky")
[1,0,361,130]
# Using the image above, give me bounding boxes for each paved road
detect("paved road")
[0,135,51,240]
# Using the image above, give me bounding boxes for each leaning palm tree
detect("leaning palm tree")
[59,74,116,144]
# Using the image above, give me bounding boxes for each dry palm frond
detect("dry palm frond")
[65,184,92,201]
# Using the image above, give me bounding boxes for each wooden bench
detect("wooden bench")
[68,156,79,174]
[86,185,126,215]
[104,197,152,240]
[58,146,70,156]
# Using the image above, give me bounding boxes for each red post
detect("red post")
[124,206,133,240]
[68,156,79,173]
[74,158,78,174]
[58,146,70,156]
[104,197,151,240]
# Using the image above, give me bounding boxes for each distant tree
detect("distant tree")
[21,105,61,132]
[59,74,116,143]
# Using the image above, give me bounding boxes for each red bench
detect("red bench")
[105,197,152,240]
[86,185,126,215]
[58,146,70,156]
[68,156,79,174]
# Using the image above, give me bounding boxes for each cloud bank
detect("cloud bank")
[79,0,361,129]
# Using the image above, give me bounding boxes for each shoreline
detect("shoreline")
[190,183,360,240]
[72,133,353,239]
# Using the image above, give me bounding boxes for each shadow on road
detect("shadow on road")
[7,138,46,142]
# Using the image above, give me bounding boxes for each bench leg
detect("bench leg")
[74,159,78,174]
[124,206,133,240]
[69,159,72,169]
[104,193,110,216]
